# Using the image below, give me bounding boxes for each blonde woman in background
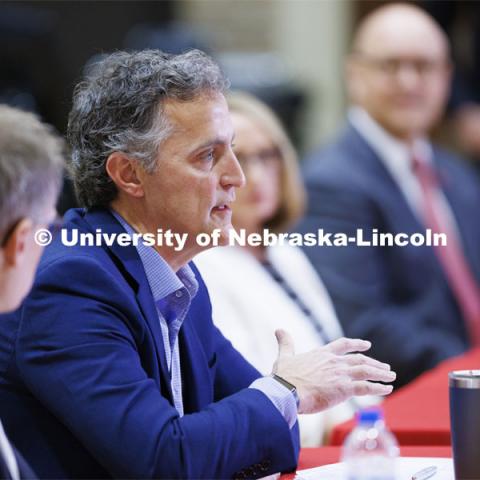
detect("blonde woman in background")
[195,92,366,446]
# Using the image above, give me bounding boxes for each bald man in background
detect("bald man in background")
[297,3,480,387]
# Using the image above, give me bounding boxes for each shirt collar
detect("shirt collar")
[110,210,198,303]
[348,106,433,174]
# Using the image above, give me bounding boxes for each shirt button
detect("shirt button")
[175,290,183,298]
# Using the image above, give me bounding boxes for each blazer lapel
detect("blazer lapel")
[345,124,427,228]
[178,288,213,412]
[180,326,214,413]
[344,124,443,269]
[80,208,173,401]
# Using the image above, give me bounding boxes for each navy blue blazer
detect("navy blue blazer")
[0,208,299,479]
[297,124,480,387]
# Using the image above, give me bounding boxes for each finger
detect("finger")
[323,337,371,356]
[344,353,392,370]
[275,329,295,358]
[352,381,394,396]
[348,365,397,382]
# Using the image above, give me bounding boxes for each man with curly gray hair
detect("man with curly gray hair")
[0,49,394,479]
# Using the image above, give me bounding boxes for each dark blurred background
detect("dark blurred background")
[2,0,476,211]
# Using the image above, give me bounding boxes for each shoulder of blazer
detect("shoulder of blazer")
[302,123,392,199]
[303,123,384,180]
[39,207,147,293]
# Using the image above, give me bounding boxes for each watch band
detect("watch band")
[272,374,300,407]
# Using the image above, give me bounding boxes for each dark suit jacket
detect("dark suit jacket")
[297,123,480,386]
[0,208,299,479]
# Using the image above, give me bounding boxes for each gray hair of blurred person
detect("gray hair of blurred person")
[227,91,306,233]
[67,49,229,208]
[0,105,64,245]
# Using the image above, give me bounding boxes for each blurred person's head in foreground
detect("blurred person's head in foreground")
[227,92,305,250]
[0,105,63,312]
[346,3,452,141]
[68,49,244,271]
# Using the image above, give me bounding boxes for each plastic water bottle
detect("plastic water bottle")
[341,407,399,480]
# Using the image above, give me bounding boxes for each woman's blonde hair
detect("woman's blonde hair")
[227,91,306,233]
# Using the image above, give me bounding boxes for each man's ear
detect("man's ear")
[2,218,33,267]
[106,152,145,199]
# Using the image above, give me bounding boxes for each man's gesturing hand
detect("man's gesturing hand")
[272,330,396,414]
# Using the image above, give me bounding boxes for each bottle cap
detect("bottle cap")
[357,407,383,424]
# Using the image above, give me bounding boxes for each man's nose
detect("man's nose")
[221,151,246,189]
[396,64,422,90]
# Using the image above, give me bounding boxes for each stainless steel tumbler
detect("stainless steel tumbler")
[449,370,480,480]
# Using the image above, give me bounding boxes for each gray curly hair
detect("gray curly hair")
[67,49,229,208]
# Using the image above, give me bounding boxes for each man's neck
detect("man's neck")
[349,106,422,146]
[110,200,196,273]
[348,107,432,161]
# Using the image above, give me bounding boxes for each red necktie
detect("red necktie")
[412,154,480,346]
